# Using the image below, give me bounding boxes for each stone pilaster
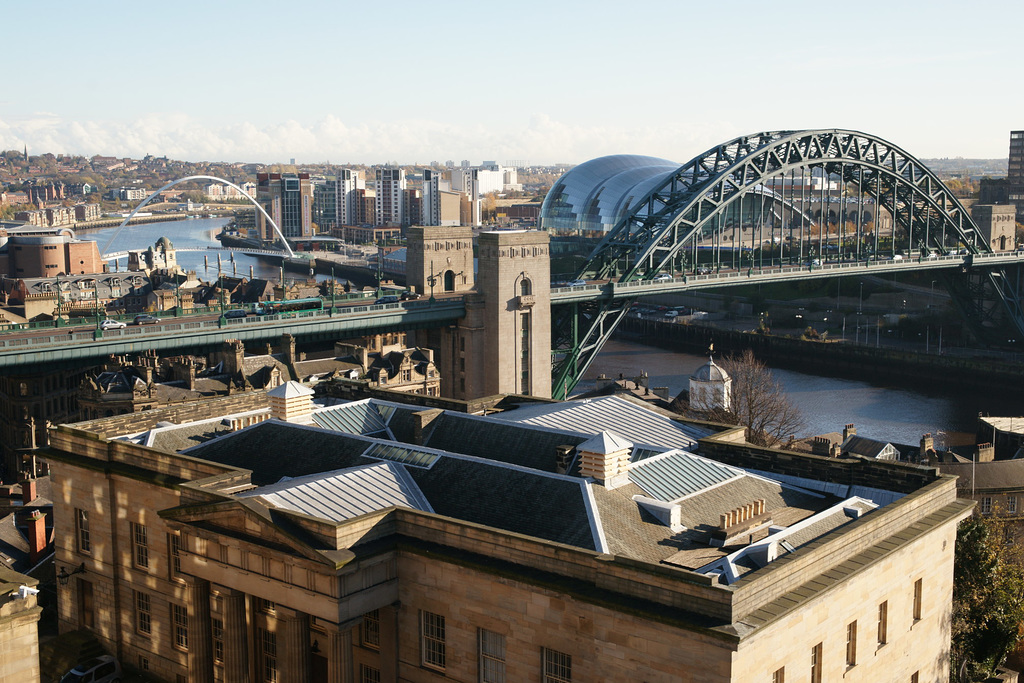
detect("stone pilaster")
[221,589,249,683]
[185,577,214,683]
[278,609,311,683]
[328,627,354,683]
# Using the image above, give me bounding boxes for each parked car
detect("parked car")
[133,314,161,325]
[61,655,122,683]
[99,319,126,330]
[399,290,422,301]
[652,274,673,282]
[374,295,400,305]
[224,309,247,319]
[566,279,587,287]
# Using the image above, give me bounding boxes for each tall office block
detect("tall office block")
[374,167,405,227]
[256,173,313,241]
[1008,131,1024,220]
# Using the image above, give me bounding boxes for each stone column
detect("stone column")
[328,626,355,683]
[221,589,249,683]
[278,608,311,683]
[185,577,214,683]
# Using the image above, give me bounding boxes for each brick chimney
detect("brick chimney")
[20,478,36,505]
[554,445,575,475]
[412,409,444,446]
[282,334,297,365]
[26,509,46,564]
[977,442,995,463]
[920,433,935,462]
[843,423,857,440]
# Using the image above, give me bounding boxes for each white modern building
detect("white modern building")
[375,167,405,227]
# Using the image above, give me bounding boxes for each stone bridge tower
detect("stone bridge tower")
[407,227,550,400]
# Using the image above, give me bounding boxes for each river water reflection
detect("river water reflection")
[577,338,1024,448]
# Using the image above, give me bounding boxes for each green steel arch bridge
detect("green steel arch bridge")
[548,129,1024,399]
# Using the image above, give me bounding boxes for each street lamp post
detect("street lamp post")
[428,260,437,303]
[54,273,62,328]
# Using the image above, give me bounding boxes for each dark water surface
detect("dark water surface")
[577,338,1024,447]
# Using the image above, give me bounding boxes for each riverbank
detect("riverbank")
[618,316,1024,398]
[72,213,188,232]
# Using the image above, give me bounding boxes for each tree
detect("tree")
[951,514,1024,682]
[674,349,805,448]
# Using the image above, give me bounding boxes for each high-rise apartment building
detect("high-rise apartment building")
[312,177,337,232]
[335,169,364,226]
[255,173,313,242]
[422,169,441,226]
[374,167,405,227]
[1007,130,1024,219]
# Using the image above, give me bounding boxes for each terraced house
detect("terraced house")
[43,382,970,682]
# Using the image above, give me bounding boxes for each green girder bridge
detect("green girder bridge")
[549,129,1024,399]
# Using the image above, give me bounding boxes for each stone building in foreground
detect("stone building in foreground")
[43,384,971,682]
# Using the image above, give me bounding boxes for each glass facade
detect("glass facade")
[539,155,680,237]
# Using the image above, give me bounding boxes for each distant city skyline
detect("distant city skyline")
[2,0,1021,165]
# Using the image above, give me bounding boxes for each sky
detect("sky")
[2,0,1021,166]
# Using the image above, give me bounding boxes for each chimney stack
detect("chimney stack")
[26,509,46,564]
[843,423,857,440]
[20,478,36,505]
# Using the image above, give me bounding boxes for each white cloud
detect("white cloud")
[0,113,745,166]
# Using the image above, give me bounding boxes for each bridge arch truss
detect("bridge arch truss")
[99,175,296,259]
[552,129,1024,398]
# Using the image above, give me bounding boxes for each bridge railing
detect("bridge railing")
[0,298,459,353]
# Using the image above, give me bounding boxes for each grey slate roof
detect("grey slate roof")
[183,421,599,549]
[421,412,589,472]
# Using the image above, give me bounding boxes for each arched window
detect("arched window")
[520,278,532,296]
[443,270,456,292]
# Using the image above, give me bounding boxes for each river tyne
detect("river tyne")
[86,217,1024,449]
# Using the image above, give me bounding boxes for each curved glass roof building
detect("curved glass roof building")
[539,154,680,237]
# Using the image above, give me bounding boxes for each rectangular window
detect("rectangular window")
[810,642,823,683]
[131,522,149,569]
[846,620,857,666]
[877,601,888,645]
[134,591,151,635]
[256,598,276,614]
[76,508,91,553]
[772,668,785,683]
[359,665,381,683]
[172,603,188,651]
[913,579,923,621]
[1009,496,1018,514]
[543,648,572,683]
[479,628,506,683]
[420,610,446,671]
[981,496,993,514]
[169,533,183,577]
[362,609,380,649]
[212,618,224,663]
[259,627,277,682]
